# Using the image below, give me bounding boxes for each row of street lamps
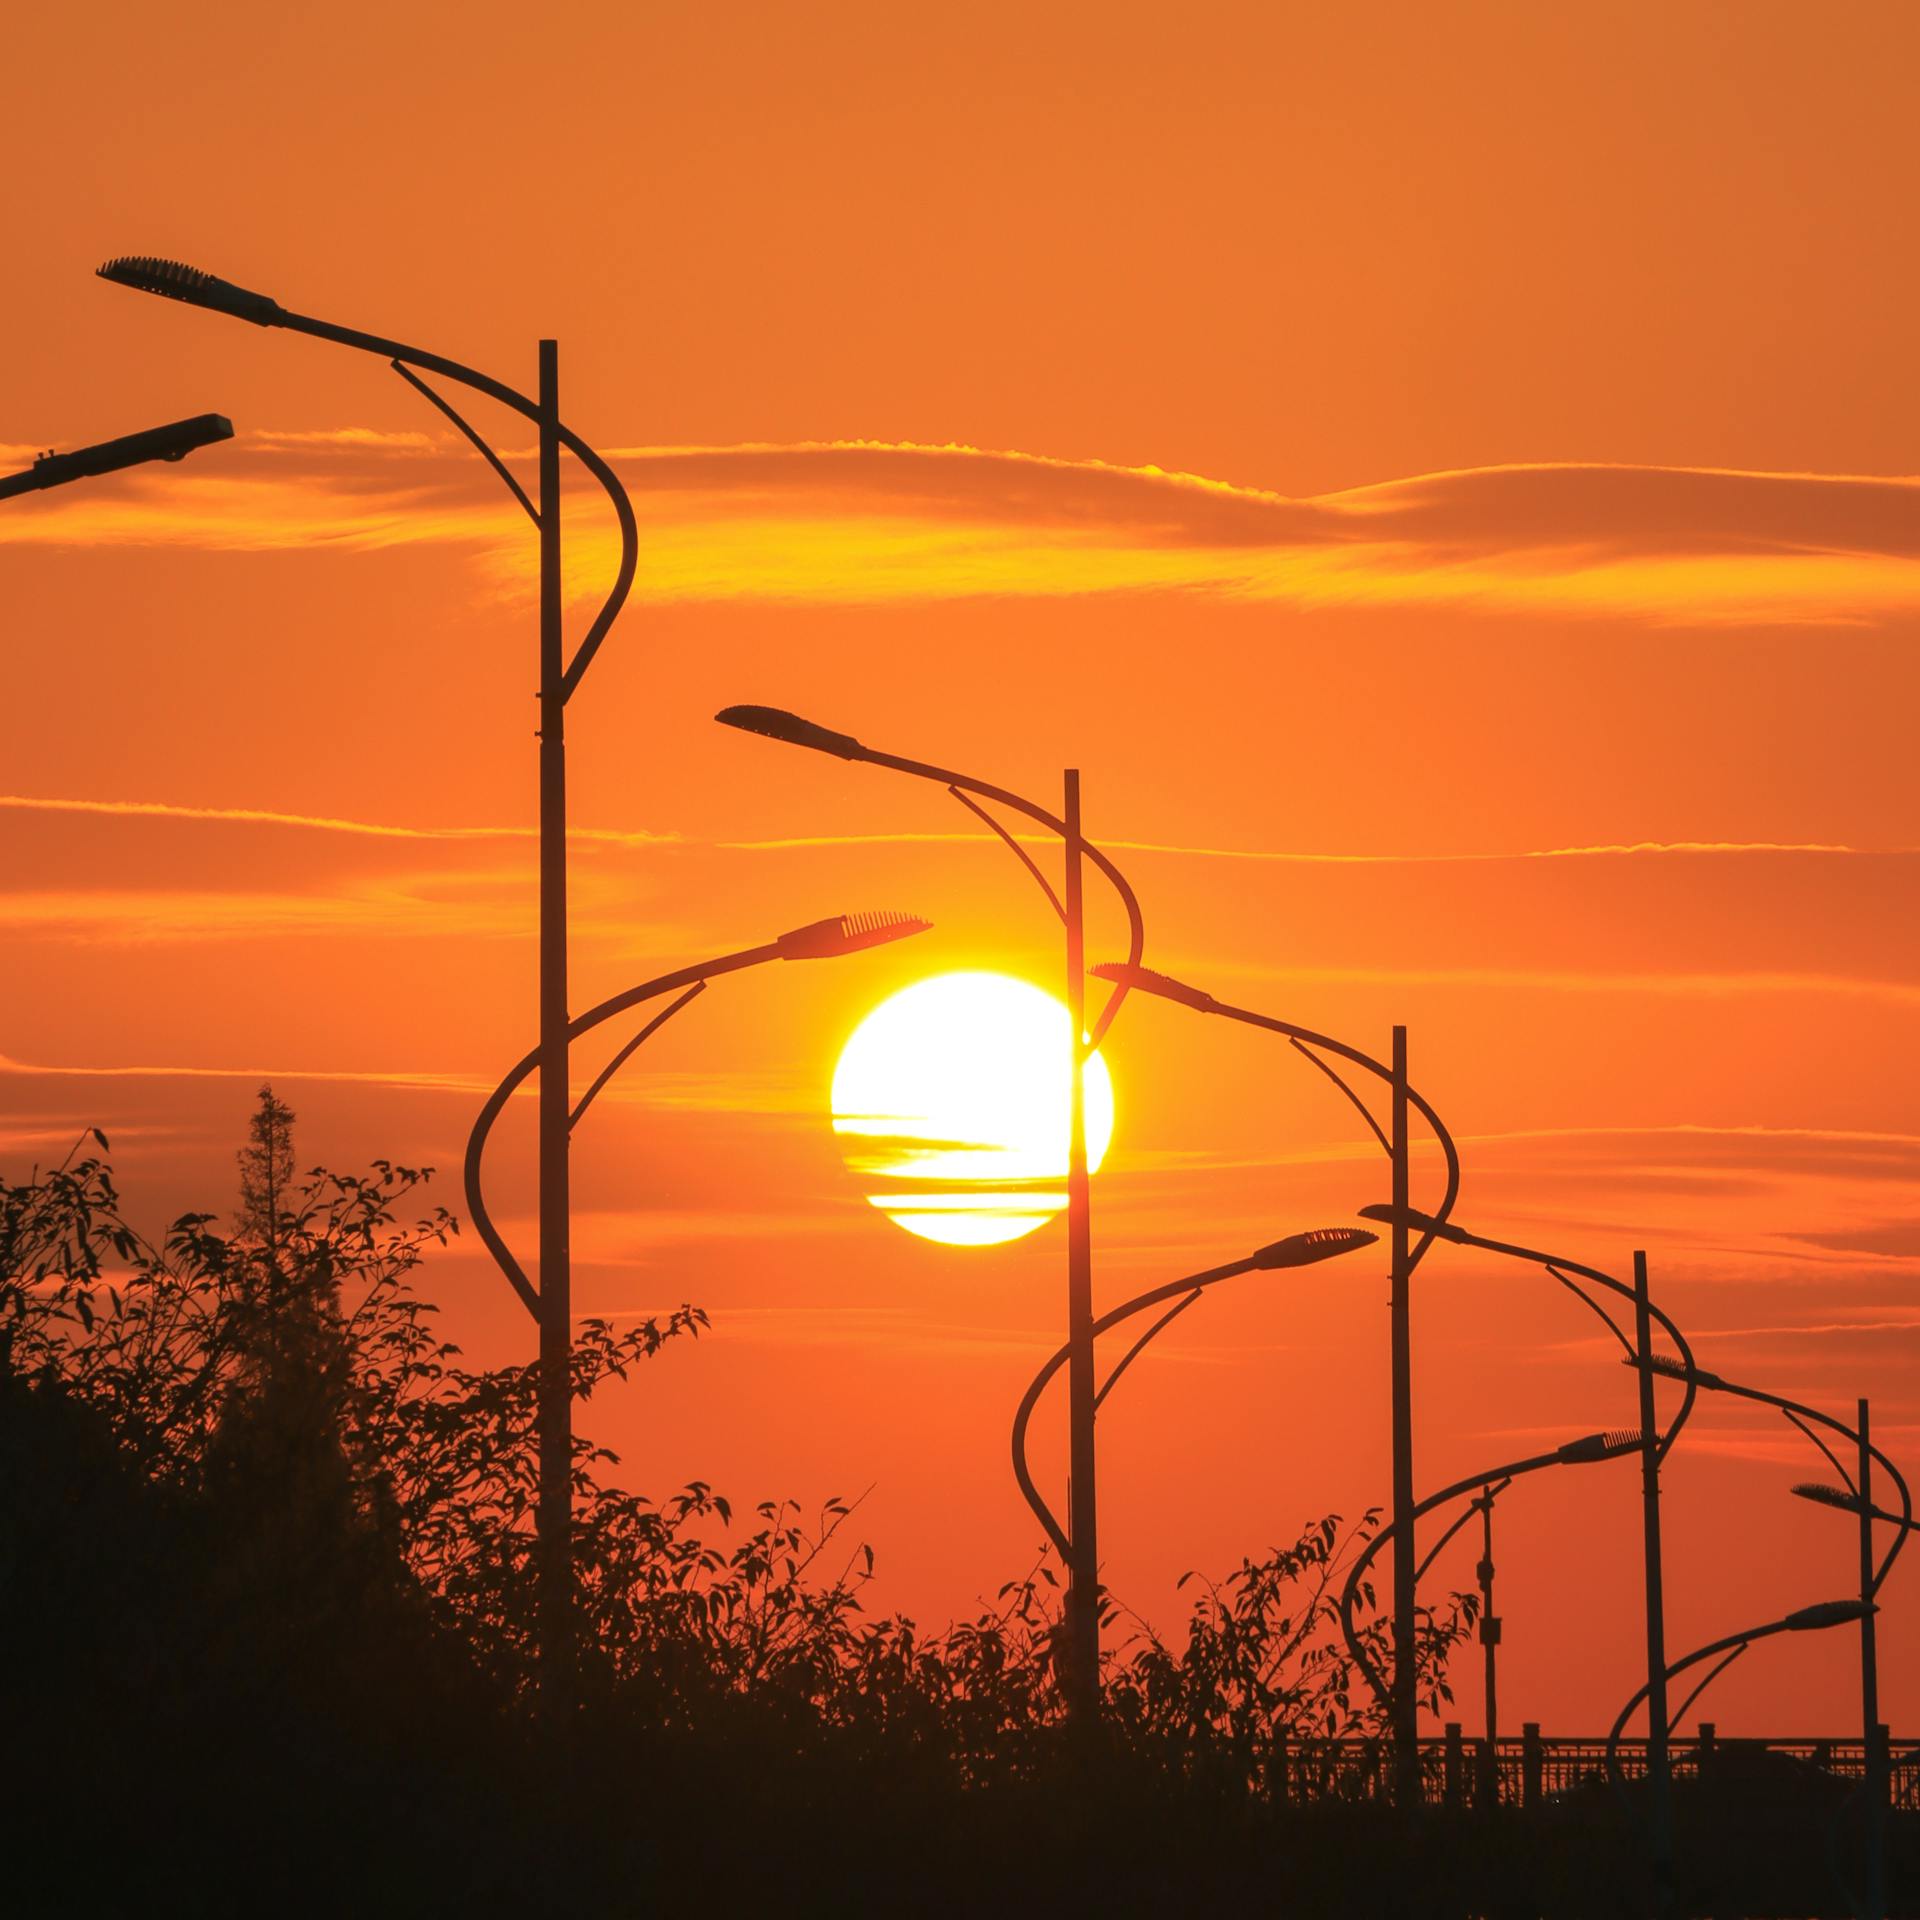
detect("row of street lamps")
[60,258,1909,1918]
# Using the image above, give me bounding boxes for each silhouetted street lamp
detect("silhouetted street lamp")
[99,252,639,1706]
[0,412,233,501]
[464,912,931,1318]
[717,703,1144,1725]
[1360,1203,1695,1888]
[1626,1356,1911,1920]
[1092,960,1455,1804]
[1009,1227,1378,1576]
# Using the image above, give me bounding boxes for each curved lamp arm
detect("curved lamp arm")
[714,707,1147,1051]
[465,913,930,1321]
[1089,964,1462,1278]
[1010,1227,1377,1562]
[1366,1213,1701,1465]
[97,256,635,701]
[1336,1431,1643,1713]
[1634,1356,1913,1597]
[1604,1598,1873,1787]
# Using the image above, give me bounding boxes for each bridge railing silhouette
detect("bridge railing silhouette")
[1267,1729,1916,1810]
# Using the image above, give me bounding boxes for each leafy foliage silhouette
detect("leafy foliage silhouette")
[4,1136,1517,1914]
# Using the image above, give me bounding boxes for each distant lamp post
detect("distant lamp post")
[99,251,639,1708]
[1092,960,1457,1804]
[717,703,1145,1726]
[0,412,232,501]
[1010,1226,1379,1575]
[1357,1203,1696,1876]
[1624,1361,1910,1920]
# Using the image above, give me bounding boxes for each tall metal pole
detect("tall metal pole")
[1859,1396,1885,1920]
[1063,767,1099,1722]
[1390,1024,1418,1804]
[536,339,574,1709]
[1634,1250,1673,1911]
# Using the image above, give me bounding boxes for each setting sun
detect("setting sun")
[830,972,1115,1248]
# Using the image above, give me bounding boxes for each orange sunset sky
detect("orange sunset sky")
[5,2,1919,1735]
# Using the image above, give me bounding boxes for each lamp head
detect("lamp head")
[98,256,283,327]
[1356,1202,1469,1245]
[1791,1481,1865,1516]
[1089,962,1217,1013]
[1784,1597,1873,1631]
[1557,1429,1646,1465]
[776,911,930,961]
[1628,1350,1724,1392]
[715,704,865,761]
[12,414,233,496]
[1250,1225,1377,1270]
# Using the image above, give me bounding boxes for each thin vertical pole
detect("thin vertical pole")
[1634,1251,1673,1911]
[1063,768,1099,1723]
[1479,1493,1499,1750]
[1390,1024,1418,1805]
[1859,1397,1885,1920]
[536,338,574,1710]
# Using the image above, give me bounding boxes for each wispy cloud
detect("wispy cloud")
[0,1054,489,1094]
[1218,960,1920,1007]
[0,793,1894,867]
[0,793,671,847]
[8,434,1920,623]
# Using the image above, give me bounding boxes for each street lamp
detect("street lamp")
[1358,1202,1695,1882]
[716,702,1145,1724]
[1624,1357,1910,1919]
[1091,959,1456,1803]
[1009,1227,1379,1574]
[1,412,233,501]
[464,912,932,1319]
[100,251,638,1705]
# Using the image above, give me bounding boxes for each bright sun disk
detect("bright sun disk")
[831,971,1115,1248]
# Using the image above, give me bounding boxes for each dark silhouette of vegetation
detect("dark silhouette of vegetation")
[234,1081,297,1246]
[3,1135,1911,1914]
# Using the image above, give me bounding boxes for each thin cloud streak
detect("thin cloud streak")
[0,794,671,847]
[1220,960,1920,1007]
[4,794,1887,865]
[720,830,1882,862]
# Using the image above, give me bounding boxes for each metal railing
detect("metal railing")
[1265,1727,1918,1810]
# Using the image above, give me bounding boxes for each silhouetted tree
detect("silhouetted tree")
[235,1082,296,1250]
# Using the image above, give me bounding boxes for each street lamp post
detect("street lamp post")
[0,412,233,501]
[98,254,639,1706]
[1633,1356,1912,1919]
[715,704,1145,1724]
[1358,1203,1697,1878]
[1091,961,1458,1804]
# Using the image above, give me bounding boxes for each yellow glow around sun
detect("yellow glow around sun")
[831,972,1115,1247]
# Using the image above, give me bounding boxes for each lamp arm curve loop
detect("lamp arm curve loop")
[1688,1368,1913,1592]
[463,942,781,1325]
[1200,995,1464,1272]
[1010,1257,1256,1570]
[1463,1228,1700,1458]
[864,749,1145,1051]
[275,306,637,701]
